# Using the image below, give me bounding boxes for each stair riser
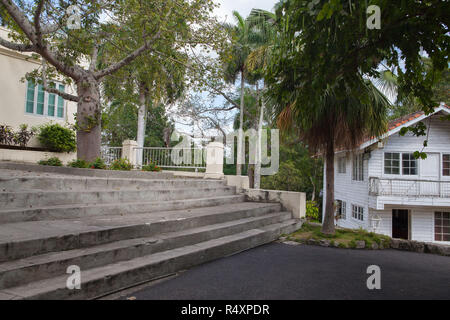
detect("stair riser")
[0,177,225,192]
[0,195,246,224]
[0,203,281,262]
[23,221,302,300]
[0,187,236,209]
[0,213,291,289]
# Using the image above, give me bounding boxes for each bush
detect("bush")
[38,157,63,166]
[0,125,15,145]
[13,124,36,147]
[142,161,161,172]
[89,157,106,170]
[37,123,76,153]
[67,159,89,168]
[306,200,320,221]
[109,158,133,171]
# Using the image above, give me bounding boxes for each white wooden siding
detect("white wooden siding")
[324,111,450,243]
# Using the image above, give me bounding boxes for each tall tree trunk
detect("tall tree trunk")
[236,70,245,176]
[322,140,336,235]
[76,76,101,162]
[136,83,147,167]
[254,97,264,189]
[309,176,316,202]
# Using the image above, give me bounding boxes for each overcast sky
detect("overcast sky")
[213,0,277,22]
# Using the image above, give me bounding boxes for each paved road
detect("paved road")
[120,243,450,300]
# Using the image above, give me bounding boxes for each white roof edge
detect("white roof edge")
[354,106,449,151]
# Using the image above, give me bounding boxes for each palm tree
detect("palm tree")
[273,75,391,234]
[222,11,263,175]
[245,8,277,188]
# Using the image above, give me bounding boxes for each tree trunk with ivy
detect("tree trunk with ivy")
[76,77,102,162]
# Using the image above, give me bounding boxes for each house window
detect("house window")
[434,212,450,242]
[443,155,450,176]
[25,80,65,118]
[336,200,346,220]
[352,154,364,181]
[402,153,417,175]
[384,152,400,175]
[352,205,364,221]
[338,157,346,174]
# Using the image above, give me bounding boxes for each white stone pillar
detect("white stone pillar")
[122,140,138,167]
[204,141,224,179]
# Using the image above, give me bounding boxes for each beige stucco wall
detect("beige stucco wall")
[0,27,77,148]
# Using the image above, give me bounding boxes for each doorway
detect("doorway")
[392,209,409,239]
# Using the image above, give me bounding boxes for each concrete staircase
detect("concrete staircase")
[0,168,302,300]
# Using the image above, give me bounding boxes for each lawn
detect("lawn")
[285,223,392,249]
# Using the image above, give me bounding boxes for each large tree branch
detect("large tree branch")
[34,0,45,43]
[94,29,163,80]
[0,37,36,52]
[42,60,79,102]
[0,0,83,80]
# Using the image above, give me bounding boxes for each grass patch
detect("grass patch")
[286,223,391,249]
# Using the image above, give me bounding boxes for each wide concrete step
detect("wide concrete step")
[0,212,292,290]
[0,202,281,261]
[0,186,236,209]
[0,219,302,300]
[0,194,246,224]
[0,162,174,179]
[0,176,226,192]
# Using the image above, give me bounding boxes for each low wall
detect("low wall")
[0,148,76,164]
[245,189,307,219]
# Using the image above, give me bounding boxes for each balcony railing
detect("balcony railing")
[369,177,450,198]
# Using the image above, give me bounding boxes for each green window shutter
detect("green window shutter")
[47,83,56,116]
[57,84,65,118]
[36,84,45,115]
[26,80,35,113]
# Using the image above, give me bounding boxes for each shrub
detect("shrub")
[13,124,36,147]
[38,157,63,166]
[89,157,106,170]
[67,159,89,168]
[109,158,133,171]
[142,161,161,172]
[37,123,76,153]
[306,200,319,221]
[0,125,15,145]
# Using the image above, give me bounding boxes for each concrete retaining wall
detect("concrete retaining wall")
[0,148,76,164]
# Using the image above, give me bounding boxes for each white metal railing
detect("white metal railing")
[101,147,122,165]
[369,177,450,198]
[134,147,206,170]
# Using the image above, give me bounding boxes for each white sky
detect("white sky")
[213,0,277,22]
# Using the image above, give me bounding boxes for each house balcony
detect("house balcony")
[369,177,450,210]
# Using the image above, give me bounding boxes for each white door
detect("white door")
[419,153,440,196]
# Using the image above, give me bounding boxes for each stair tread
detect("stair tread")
[0,201,278,243]
[0,184,231,195]
[0,194,244,213]
[0,219,299,299]
[0,212,291,272]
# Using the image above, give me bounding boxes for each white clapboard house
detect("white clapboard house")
[323,103,450,243]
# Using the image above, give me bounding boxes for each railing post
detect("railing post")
[122,140,138,167]
[204,141,224,179]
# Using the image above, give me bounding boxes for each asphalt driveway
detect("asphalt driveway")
[119,242,450,300]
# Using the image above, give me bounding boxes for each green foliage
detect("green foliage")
[102,102,174,148]
[37,123,76,153]
[306,201,320,221]
[142,161,162,172]
[13,124,36,147]
[0,125,15,145]
[89,157,107,170]
[109,158,133,171]
[38,157,63,167]
[67,159,90,169]
[261,136,323,202]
